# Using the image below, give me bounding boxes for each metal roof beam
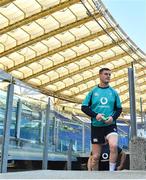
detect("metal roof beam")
[121,99,129,105]
[71,70,143,97]
[0,0,14,7]
[0,0,80,35]
[33,82,138,106]
[56,64,129,93]
[71,73,138,97]
[20,27,114,80]
[121,98,141,106]
[56,74,127,93]
[19,39,124,82]
[7,25,107,73]
[120,85,146,97]
[117,82,146,106]
[5,17,103,73]
[1,12,101,57]
[121,95,146,107]
[39,52,128,88]
[74,81,129,97]
[29,84,82,104]
[42,53,138,88]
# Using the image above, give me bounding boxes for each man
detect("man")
[81,68,122,171]
[87,143,126,171]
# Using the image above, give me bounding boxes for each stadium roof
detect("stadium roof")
[0,0,146,114]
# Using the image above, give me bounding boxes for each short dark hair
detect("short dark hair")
[99,68,111,74]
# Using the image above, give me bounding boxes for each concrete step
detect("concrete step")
[1,170,146,179]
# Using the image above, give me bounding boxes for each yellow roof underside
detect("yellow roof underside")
[0,0,146,114]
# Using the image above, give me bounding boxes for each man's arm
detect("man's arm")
[82,106,104,121]
[112,92,122,120]
[81,90,97,118]
[81,106,97,118]
[112,107,122,120]
[81,89,104,120]
[117,151,127,170]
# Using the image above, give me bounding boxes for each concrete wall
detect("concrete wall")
[130,137,146,170]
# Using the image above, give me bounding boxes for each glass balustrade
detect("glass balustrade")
[0,70,132,172]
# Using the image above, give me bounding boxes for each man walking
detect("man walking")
[81,68,122,171]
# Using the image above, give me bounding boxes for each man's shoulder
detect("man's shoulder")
[109,86,118,95]
[90,86,98,92]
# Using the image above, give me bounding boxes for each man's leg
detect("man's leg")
[107,134,118,171]
[91,144,102,170]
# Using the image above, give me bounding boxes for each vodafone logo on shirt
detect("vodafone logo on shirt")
[100,97,108,105]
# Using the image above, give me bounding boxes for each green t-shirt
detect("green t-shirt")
[82,86,122,127]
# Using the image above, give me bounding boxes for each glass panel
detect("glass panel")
[0,72,92,172]
[0,73,10,172]
[117,122,129,150]
[135,67,145,138]
[7,83,48,171]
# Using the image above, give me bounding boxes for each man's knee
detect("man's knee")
[90,154,100,170]
[93,153,100,160]
[92,154,100,165]
[109,144,117,152]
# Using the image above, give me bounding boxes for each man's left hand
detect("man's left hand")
[104,116,113,124]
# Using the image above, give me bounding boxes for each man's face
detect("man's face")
[99,70,111,84]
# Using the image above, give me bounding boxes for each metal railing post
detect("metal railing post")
[1,79,14,173]
[42,98,50,170]
[82,122,85,153]
[15,99,22,140]
[128,68,137,139]
[67,140,73,170]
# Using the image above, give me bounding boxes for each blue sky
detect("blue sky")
[102,0,146,53]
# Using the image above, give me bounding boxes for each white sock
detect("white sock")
[109,162,116,171]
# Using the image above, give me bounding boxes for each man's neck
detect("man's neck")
[99,82,109,88]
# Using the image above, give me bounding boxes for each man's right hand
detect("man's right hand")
[96,114,104,121]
